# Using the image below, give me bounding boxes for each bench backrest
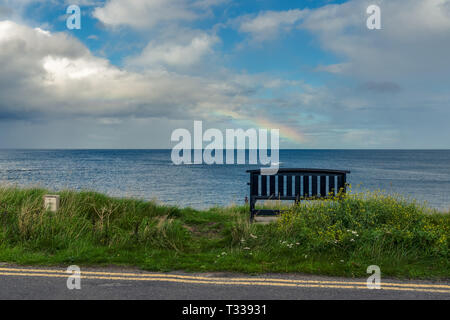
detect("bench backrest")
[247,168,351,200]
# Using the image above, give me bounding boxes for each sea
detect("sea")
[0,149,449,211]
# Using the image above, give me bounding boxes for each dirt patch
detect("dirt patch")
[184,223,223,238]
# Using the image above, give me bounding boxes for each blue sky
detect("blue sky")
[0,0,449,149]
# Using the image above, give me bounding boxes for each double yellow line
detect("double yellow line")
[0,267,449,294]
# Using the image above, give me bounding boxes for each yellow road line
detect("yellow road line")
[0,267,449,289]
[0,271,449,294]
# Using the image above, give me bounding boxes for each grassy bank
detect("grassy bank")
[0,186,448,279]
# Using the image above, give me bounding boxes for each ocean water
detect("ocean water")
[0,149,449,210]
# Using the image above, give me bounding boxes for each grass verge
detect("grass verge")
[0,186,448,279]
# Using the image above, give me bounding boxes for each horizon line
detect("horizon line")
[0,148,449,151]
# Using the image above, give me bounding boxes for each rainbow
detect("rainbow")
[214,110,307,144]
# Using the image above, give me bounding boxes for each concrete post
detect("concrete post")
[44,195,60,212]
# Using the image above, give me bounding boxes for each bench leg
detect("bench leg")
[250,199,256,222]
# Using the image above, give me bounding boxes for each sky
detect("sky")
[0,0,449,149]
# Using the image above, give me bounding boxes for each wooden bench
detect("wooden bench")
[247,168,351,220]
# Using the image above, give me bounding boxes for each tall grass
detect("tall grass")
[0,186,448,278]
[0,186,188,252]
[277,191,448,262]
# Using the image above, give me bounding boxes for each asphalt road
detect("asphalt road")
[0,265,448,300]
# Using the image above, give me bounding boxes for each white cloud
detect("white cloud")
[93,0,221,29]
[0,20,294,128]
[0,21,231,120]
[235,9,307,41]
[126,33,219,68]
[301,0,450,81]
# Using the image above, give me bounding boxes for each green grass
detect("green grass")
[0,186,448,279]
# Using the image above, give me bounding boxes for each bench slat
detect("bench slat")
[303,175,310,197]
[295,176,301,198]
[312,176,318,197]
[270,175,276,196]
[278,175,284,197]
[330,175,336,196]
[320,175,327,196]
[287,176,292,196]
